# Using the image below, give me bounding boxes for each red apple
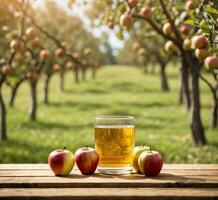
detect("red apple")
[31,37,42,48]
[48,147,75,176]
[10,39,21,51]
[183,38,191,50]
[179,24,191,35]
[138,149,163,176]
[162,22,173,35]
[26,71,38,82]
[195,48,208,60]
[191,35,208,49]
[75,146,99,175]
[40,49,50,60]
[65,61,75,70]
[204,55,218,70]
[25,27,36,39]
[55,48,65,57]
[128,0,138,8]
[72,52,80,59]
[140,7,152,19]
[185,0,196,10]
[164,40,177,54]
[1,64,13,75]
[52,64,61,72]
[120,13,133,28]
[133,145,150,173]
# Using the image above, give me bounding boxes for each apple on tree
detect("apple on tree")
[52,64,61,72]
[195,48,208,60]
[183,38,192,50]
[25,26,36,39]
[132,145,150,173]
[65,61,75,70]
[185,0,196,10]
[48,147,75,176]
[26,71,38,82]
[140,7,152,19]
[179,24,191,36]
[72,52,80,59]
[120,13,133,28]
[75,146,99,175]
[128,0,138,8]
[162,22,173,36]
[204,55,218,70]
[191,35,208,49]
[1,64,13,75]
[40,49,50,60]
[31,37,42,48]
[10,39,21,51]
[55,48,65,58]
[138,148,163,177]
[164,40,178,54]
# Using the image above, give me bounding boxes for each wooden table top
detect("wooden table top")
[0,164,218,200]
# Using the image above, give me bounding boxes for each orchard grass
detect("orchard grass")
[0,65,217,163]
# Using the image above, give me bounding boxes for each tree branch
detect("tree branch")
[15,0,85,68]
[132,14,180,47]
[199,74,215,93]
[158,0,183,46]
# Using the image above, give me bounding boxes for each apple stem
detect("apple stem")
[149,147,152,153]
[143,143,145,147]
[85,145,88,149]
[63,147,66,150]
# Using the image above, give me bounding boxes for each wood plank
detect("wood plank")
[0,188,218,200]
[0,174,217,188]
[0,164,218,170]
[0,169,217,177]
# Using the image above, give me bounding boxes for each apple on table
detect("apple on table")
[138,148,163,177]
[75,146,99,175]
[48,147,75,176]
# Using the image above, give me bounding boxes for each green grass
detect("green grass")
[0,65,218,163]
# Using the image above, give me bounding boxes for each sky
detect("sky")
[33,0,124,53]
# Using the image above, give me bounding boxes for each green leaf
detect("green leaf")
[205,6,218,19]
[184,19,195,26]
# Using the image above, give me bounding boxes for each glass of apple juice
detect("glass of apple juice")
[94,116,135,175]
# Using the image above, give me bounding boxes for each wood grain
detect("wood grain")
[0,164,217,170]
[0,164,217,199]
[0,188,218,200]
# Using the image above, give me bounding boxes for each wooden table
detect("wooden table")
[0,164,218,199]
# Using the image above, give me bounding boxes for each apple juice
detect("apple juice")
[94,125,135,167]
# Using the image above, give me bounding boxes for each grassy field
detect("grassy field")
[0,65,218,163]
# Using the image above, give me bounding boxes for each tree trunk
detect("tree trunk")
[189,55,207,145]
[81,66,86,81]
[60,70,65,91]
[0,86,7,140]
[211,92,218,128]
[92,66,96,79]
[9,78,26,107]
[181,53,191,110]
[43,75,51,105]
[178,65,184,105]
[29,81,37,121]
[74,65,79,83]
[160,64,170,92]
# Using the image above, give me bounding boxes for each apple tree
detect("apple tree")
[83,0,218,145]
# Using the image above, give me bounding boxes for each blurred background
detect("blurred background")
[0,0,217,163]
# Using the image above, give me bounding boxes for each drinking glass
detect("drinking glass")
[94,116,135,174]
